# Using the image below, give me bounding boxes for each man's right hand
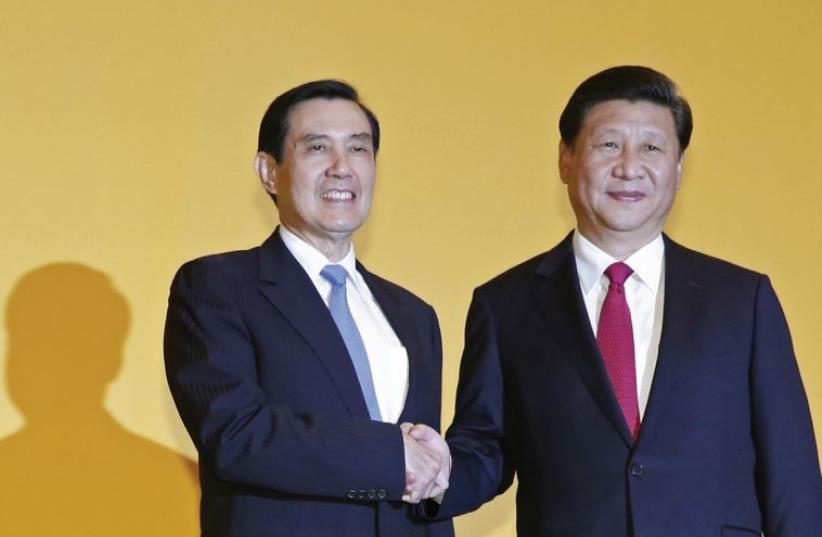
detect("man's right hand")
[400,422,450,503]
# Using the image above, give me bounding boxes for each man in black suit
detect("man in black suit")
[415,66,822,536]
[164,80,453,537]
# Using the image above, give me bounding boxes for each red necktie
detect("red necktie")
[597,262,640,441]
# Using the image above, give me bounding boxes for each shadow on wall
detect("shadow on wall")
[0,263,199,537]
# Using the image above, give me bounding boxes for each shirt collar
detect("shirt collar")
[279,225,359,283]
[572,230,665,294]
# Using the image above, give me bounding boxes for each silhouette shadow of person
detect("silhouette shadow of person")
[0,262,199,536]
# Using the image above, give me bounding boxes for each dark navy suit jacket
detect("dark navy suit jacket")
[436,233,822,537]
[164,229,454,537]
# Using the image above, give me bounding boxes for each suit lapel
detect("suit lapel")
[359,266,423,425]
[531,234,635,447]
[638,236,708,442]
[257,229,371,418]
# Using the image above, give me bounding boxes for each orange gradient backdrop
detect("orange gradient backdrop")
[1,1,820,535]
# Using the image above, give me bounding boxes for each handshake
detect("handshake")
[400,423,451,504]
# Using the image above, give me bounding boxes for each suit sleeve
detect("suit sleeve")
[432,288,515,518]
[750,276,822,536]
[163,260,406,501]
[421,306,458,536]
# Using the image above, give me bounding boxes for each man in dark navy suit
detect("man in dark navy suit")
[164,80,453,537]
[415,66,822,536]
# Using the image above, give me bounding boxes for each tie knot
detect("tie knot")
[604,262,633,286]
[320,264,349,288]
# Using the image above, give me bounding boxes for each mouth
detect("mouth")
[319,189,356,201]
[607,191,645,202]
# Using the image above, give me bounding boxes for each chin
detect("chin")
[600,211,653,231]
[321,220,366,235]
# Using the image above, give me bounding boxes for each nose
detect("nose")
[327,147,352,178]
[614,149,644,181]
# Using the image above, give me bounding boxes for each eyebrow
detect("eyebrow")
[593,125,668,136]
[297,134,331,144]
[297,132,372,143]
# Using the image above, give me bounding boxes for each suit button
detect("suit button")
[346,490,357,499]
[367,490,377,500]
[377,490,387,500]
[630,463,644,476]
[358,490,367,500]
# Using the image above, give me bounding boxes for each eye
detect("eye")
[646,143,670,155]
[309,144,327,152]
[350,144,372,154]
[597,141,619,150]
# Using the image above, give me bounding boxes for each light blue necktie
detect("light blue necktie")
[320,264,382,421]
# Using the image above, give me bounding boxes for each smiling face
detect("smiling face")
[255,98,376,259]
[560,99,684,257]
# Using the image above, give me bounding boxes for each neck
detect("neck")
[282,225,352,262]
[577,227,660,260]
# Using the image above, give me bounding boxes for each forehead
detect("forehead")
[286,98,371,139]
[582,99,676,136]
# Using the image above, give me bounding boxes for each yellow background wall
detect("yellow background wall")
[1,1,820,535]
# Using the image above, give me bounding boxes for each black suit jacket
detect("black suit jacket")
[164,229,454,537]
[437,233,822,536]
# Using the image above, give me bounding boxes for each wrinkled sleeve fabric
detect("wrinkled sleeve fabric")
[751,276,822,536]
[432,289,515,518]
[163,259,406,501]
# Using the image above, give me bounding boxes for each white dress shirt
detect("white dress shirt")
[278,226,409,423]
[572,231,665,419]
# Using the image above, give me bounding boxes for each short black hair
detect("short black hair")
[559,66,693,153]
[257,79,380,162]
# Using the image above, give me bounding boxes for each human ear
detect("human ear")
[254,152,278,196]
[558,141,573,185]
[675,156,684,190]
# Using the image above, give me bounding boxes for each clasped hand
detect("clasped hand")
[400,422,451,504]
